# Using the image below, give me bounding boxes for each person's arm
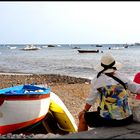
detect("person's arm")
[82,103,91,112]
[78,103,92,120]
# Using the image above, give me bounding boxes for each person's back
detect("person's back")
[78,53,140,132]
[94,72,132,121]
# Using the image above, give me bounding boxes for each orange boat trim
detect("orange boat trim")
[0,114,46,135]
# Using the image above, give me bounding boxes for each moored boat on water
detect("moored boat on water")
[22,44,41,51]
[96,44,102,47]
[78,49,99,53]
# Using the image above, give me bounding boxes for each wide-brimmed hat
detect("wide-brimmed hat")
[94,53,123,73]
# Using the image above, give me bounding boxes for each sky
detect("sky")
[0,1,140,44]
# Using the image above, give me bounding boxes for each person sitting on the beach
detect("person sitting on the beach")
[78,53,140,132]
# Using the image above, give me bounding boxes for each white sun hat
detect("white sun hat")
[94,53,123,73]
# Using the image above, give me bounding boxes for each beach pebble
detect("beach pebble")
[0,133,60,139]
[32,133,61,138]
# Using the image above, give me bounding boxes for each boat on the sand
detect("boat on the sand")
[0,84,77,135]
[0,84,50,135]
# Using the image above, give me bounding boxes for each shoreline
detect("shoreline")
[0,73,91,89]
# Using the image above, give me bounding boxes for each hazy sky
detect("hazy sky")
[0,1,140,44]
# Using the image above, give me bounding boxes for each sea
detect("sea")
[0,44,140,80]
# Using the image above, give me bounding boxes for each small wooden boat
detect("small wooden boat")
[0,84,77,135]
[78,49,99,53]
[10,92,78,135]
[0,84,51,135]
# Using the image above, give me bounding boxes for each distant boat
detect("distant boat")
[72,46,80,49]
[7,46,17,50]
[48,45,55,47]
[124,45,129,48]
[135,43,140,46]
[78,49,99,53]
[22,44,41,51]
[96,44,102,47]
[57,44,61,47]
[110,47,124,50]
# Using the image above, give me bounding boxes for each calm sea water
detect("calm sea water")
[0,44,140,80]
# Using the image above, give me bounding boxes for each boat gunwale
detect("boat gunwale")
[0,94,50,100]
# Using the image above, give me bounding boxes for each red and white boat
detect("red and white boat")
[0,84,51,135]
